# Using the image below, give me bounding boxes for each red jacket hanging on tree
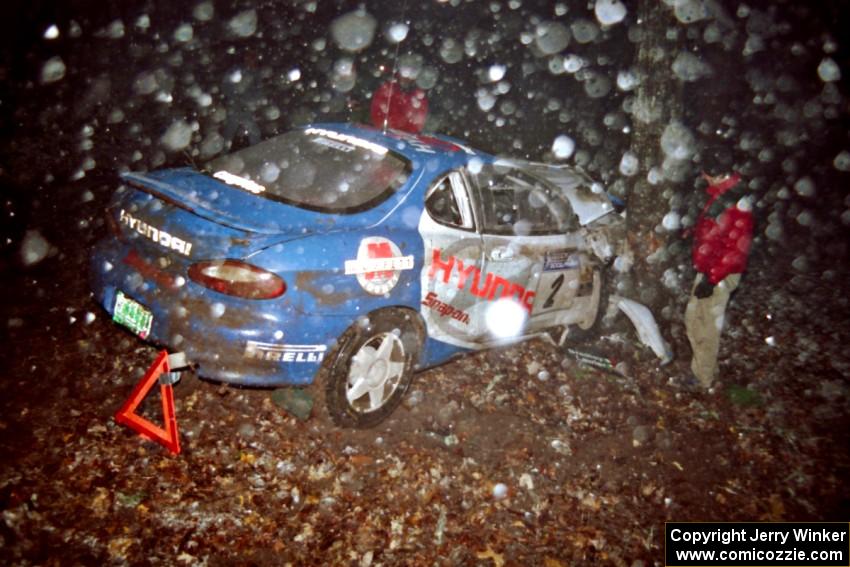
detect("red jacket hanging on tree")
[692,173,754,285]
[370,79,428,134]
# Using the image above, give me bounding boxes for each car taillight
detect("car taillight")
[188,260,285,299]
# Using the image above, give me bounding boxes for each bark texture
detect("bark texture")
[625,1,685,312]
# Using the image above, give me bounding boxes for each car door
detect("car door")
[468,165,594,338]
[418,170,488,347]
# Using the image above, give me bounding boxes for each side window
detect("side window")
[425,172,474,230]
[426,177,462,226]
[473,166,578,235]
[489,187,518,229]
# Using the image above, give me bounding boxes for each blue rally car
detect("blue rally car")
[91,124,624,427]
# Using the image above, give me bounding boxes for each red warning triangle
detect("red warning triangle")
[115,350,181,455]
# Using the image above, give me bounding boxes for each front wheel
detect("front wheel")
[323,309,423,428]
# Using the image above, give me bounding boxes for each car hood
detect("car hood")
[121,168,393,237]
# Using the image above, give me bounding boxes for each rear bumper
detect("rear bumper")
[89,240,347,386]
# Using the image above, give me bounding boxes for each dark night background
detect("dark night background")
[1,0,848,564]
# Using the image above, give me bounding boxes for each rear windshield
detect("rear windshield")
[205,127,411,214]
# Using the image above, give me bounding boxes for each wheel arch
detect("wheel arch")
[318,304,427,428]
[360,304,427,361]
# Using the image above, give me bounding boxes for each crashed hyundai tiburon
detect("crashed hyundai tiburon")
[90,124,624,427]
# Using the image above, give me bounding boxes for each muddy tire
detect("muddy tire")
[322,308,423,429]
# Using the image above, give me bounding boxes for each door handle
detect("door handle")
[489,246,514,261]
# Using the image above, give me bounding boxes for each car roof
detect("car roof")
[305,122,492,172]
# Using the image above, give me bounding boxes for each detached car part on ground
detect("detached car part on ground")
[91,124,625,428]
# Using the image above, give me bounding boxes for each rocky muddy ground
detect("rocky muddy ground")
[1,238,848,566]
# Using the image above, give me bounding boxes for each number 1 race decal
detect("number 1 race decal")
[345,237,414,296]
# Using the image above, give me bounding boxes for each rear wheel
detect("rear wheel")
[323,309,423,428]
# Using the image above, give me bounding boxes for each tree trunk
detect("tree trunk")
[624,1,686,316]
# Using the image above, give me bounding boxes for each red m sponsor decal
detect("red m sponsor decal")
[366,242,393,280]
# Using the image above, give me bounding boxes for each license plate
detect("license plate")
[113,291,153,339]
